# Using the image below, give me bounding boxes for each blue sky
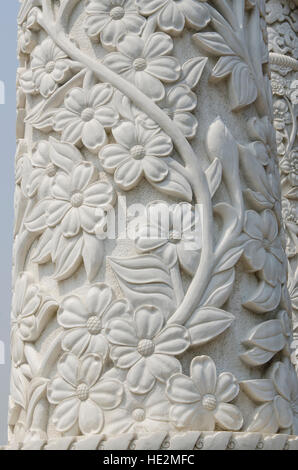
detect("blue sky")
[0,0,19,445]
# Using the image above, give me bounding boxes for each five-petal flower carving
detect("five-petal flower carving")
[106,305,190,394]
[100,120,173,190]
[136,0,210,35]
[58,284,129,358]
[48,353,124,435]
[84,0,145,49]
[166,355,243,431]
[54,84,118,152]
[20,38,72,98]
[103,33,181,101]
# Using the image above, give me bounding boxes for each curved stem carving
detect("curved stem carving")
[38,0,214,325]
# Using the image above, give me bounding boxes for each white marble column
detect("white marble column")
[7,0,298,450]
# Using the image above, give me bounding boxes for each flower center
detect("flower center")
[132,408,146,422]
[86,315,102,335]
[202,394,217,411]
[131,145,146,160]
[45,163,57,177]
[76,383,89,401]
[133,58,147,72]
[71,192,84,208]
[45,61,55,73]
[137,339,155,357]
[110,6,125,20]
[81,108,94,122]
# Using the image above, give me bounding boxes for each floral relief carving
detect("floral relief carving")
[265,0,298,369]
[47,353,124,434]
[9,0,298,445]
[241,360,298,434]
[167,355,243,431]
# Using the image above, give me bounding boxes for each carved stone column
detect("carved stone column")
[7,0,298,450]
[265,0,298,371]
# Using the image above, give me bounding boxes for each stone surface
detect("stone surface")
[6,0,298,449]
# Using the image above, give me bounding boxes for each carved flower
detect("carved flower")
[243,210,284,287]
[106,306,190,394]
[163,85,198,139]
[282,199,298,257]
[105,384,170,434]
[20,38,72,98]
[26,141,61,198]
[18,8,39,54]
[242,361,298,434]
[272,362,298,433]
[266,0,290,24]
[167,355,243,431]
[103,33,181,101]
[135,201,201,275]
[248,116,276,160]
[99,121,172,190]
[58,284,129,357]
[48,353,123,435]
[84,0,145,49]
[11,273,41,366]
[136,0,210,35]
[47,161,115,237]
[54,84,118,152]
[280,150,298,186]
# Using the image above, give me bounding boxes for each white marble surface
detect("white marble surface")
[6,0,298,449]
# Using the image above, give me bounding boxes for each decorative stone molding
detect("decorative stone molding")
[265,0,298,371]
[2,431,298,451]
[7,0,298,449]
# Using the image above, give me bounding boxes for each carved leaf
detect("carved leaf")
[240,146,274,203]
[49,138,82,173]
[26,378,49,430]
[82,233,104,281]
[286,187,298,200]
[201,268,235,308]
[206,158,222,198]
[25,199,48,232]
[186,307,235,346]
[240,379,275,403]
[244,189,273,210]
[229,60,258,111]
[240,347,275,367]
[244,320,285,352]
[11,366,28,409]
[151,165,193,202]
[181,57,208,89]
[243,281,282,314]
[247,403,278,433]
[207,118,241,202]
[109,255,175,315]
[32,227,53,264]
[193,32,235,56]
[53,234,83,281]
[240,319,285,366]
[211,56,239,80]
[215,246,243,273]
